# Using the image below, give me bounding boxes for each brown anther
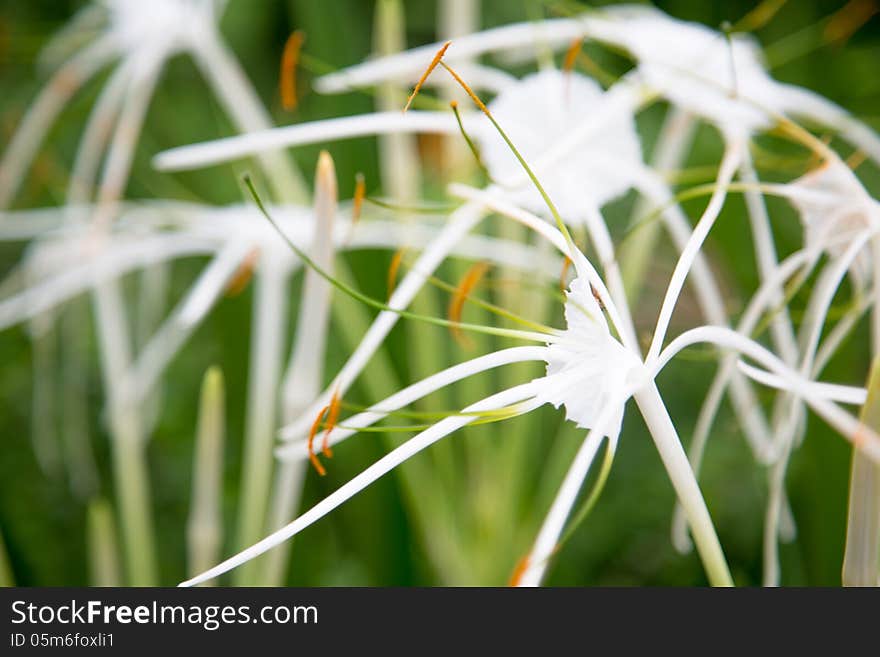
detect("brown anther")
[590,282,606,312]
[224,248,260,297]
[352,173,366,226]
[307,404,330,476]
[824,0,878,46]
[280,30,305,111]
[562,37,584,74]
[448,261,490,347]
[322,389,342,458]
[404,40,451,112]
[508,555,530,587]
[387,248,406,301]
[438,60,489,116]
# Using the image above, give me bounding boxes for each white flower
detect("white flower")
[177,179,880,588]
[101,0,222,54]
[786,161,880,285]
[584,6,782,137]
[532,277,641,435]
[478,69,642,221]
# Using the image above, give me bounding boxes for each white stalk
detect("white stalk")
[634,383,734,587]
[28,313,61,477]
[86,498,122,587]
[263,152,338,585]
[620,107,696,296]
[93,279,157,585]
[739,147,798,365]
[187,366,226,585]
[89,57,163,586]
[842,359,880,586]
[60,301,100,500]
[763,233,873,584]
[233,251,290,585]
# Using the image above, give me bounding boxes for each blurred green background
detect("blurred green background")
[0,0,878,586]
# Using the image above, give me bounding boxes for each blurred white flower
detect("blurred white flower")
[478,69,642,222]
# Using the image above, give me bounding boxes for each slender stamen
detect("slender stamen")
[449,100,489,177]
[734,0,789,32]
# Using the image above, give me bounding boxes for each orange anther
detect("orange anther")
[322,389,342,458]
[404,41,451,112]
[508,555,530,587]
[308,404,330,476]
[280,30,305,111]
[448,261,490,346]
[352,173,366,226]
[224,248,260,297]
[387,248,406,301]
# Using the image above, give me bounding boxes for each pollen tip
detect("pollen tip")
[508,555,530,587]
[387,248,406,301]
[308,404,331,475]
[448,261,490,346]
[404,40,453,112]
[352,172,366,224]
[322,389,342,458]
[280,29,305,111]
[562,36,583,74]
[224,247,260,297]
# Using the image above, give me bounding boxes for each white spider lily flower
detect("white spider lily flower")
[178,183,736,588]
[181,177,880,587]
[581,6,780,139]
[0,0,306,210]
[531,277,642,436]
[786,160,880,287]
[478,69,642,222]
